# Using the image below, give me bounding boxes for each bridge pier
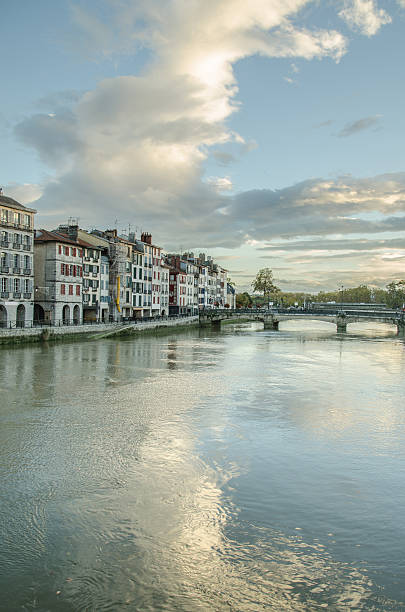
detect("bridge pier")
[336,315,347,333]
[263,315,279,330]
[397,319,405,336]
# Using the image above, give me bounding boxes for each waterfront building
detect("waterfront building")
[100,255,110,322]
[81,243,102,322]
[0,192,36,328]
[160,260,170,316]
[140,233,153,317]
[131,238,144,319]
[34,229,84,324]
[166,255,187,315]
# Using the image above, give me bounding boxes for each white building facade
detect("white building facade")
[0,193,36,328]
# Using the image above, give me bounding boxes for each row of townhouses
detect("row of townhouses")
[0,192,235,327]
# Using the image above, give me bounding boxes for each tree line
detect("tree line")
[236,268,405,310]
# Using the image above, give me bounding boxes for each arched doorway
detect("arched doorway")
[62,305,70,325]
[161,309,166,316]
[16,304,25,328]
[34,304,45,325]
[0,305,7,328]
[73,305,80,325]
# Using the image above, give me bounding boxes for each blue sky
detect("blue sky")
[2,0,405,292]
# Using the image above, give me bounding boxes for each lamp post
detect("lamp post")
[340,285,344,310]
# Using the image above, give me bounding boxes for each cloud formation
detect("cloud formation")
[15,0,348,243]
[339,0,391,36]
[10,0,401,291]
[338,115,382,137]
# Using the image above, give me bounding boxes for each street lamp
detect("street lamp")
[340,285,344,310]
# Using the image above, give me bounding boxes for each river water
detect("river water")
[1,321,405,611]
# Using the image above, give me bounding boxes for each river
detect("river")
[1,320,405,611]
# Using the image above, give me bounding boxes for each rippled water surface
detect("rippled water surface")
[1,321,405,611]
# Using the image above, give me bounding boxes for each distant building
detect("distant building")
[0,193,36,328]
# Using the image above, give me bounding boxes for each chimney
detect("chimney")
[141,232,152,245]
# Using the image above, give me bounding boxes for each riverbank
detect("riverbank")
[0,315,199,347]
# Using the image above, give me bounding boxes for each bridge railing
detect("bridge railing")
[200,307,403,319]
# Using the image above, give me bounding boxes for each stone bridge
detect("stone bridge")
[199,308,405,335]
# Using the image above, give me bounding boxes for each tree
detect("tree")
[386,281,405,309]
[252,268,279,307]
[236,292,252,308]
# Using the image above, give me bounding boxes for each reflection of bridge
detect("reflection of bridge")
[199,308,405,335]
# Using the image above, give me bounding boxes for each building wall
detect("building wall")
[1,202,35,327]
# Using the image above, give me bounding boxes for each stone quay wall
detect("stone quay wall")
[0,316,199,346]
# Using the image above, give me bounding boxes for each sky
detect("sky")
[1,0,405,293]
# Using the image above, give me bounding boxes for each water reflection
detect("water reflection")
[1,325,405,610]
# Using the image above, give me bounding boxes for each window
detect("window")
[61,284,66,295]
[76,285,80,296]
[24,214,31,227]
[14,278,20,292]
[58,245,62,254]
[24,278,30,293]
[70,265,74,276]
[69,285,73,295]
[24,255,30,269]
[1,278,8,292]
[72,248,76,257]
[61,263,64,275]
[64,246,69,256]
[14,254,19,267]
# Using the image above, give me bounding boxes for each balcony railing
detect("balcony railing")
[0,240,9,248]
[23,268,32,275]
[22,244,31,251]
[13,267,21,274]
[1,291,9,298]
[12,243,22,250]
[13,292,21,298]
[23,292,32,299]
[0,266,9,274]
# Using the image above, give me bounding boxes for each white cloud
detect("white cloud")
[339,0,391,36]
[15,0,350,243]
[5,182,43,205]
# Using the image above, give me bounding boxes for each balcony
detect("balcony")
[12,242,22,250]
[22,243,31,251]
[0,240,9,248]
[1,291,9,298]
[13,292,21,299]
[92,272,98,277]
[13,267,21,274]
[84,256,91,261]
[0,266,9,274]
[23,268,32,275]
[23,292,32,299]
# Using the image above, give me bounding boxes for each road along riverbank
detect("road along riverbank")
[0,315,199,347]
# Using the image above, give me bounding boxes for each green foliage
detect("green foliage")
[236,292,253,308]
[386,280,405,308]
[238,283,404,309]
